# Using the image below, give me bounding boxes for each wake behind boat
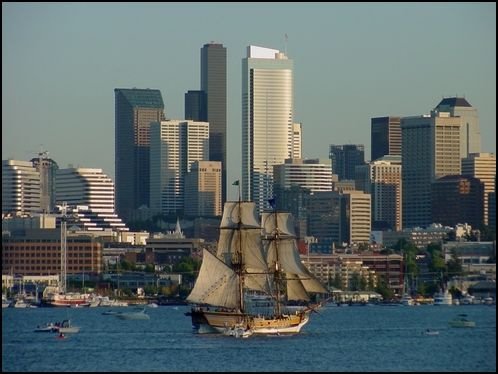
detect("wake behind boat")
[186,200,327,336]
[115,308,150,320]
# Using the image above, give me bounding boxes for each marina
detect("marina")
[2,304,495,372]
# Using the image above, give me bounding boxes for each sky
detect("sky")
[2,2,496,201]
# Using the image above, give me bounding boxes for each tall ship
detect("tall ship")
[186,200,327,335]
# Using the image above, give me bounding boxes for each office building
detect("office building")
[31,151,58,213]
[290,122,302,159]
[434,97,480,157]
[184,90,207,121]
[242,45,294,212]
[357,155,402,231]
[184,160,222,217]
[462,153,496,226]
[201,43,227,205]
[306,190,371,245]
[114,88,165,222]
[56,168,128,231]
[150,120,209,215]
[431,175,484,228]
[2,159,40,215]
[371,116,401,161]
[329,144,366,181]
[401,111,462,228]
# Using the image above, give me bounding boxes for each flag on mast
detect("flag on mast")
[232,180,240,186]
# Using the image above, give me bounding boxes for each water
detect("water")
[2,304,496,372]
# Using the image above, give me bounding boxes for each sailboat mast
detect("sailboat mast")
[60,202,68,293]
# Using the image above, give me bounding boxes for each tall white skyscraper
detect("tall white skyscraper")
[242,45,293,212]
[150,120,209,214]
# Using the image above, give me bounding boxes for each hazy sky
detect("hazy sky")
[3,2,496,200]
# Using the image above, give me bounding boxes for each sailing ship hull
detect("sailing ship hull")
[189,307,311,335]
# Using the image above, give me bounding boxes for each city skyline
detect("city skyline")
[2,3,496,201]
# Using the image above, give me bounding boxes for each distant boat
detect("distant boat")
[56,319,80,333]
[115,308,150,320]
[102,310,121,316]
[433,289,452,306]
[423,329,440,336]
[449,314,476,328]
[34,323,58,333]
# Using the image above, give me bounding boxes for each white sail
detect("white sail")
[217,230,268,271]
[221,201,260,229]
[186,249,240,309]
[266,239,309,276]
[261,212,295,237]
[298,271,329,294]
[263,212,328,295]
[244,270,272,294]
[286,274,310,301]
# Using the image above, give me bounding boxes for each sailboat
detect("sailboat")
[186,200,327,335]
[42,202,91,307]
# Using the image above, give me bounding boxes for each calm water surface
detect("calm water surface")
[2,304,496,372]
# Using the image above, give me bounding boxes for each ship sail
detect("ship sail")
[186,249,240,309]
[262,211,328,297]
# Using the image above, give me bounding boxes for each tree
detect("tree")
[349,272,361,291]
[331,273,343,290]
[446,249,463,277]
[375,277,394,300]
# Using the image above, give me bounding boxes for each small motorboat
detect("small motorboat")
[423,329,440,336]
[449,314,476,328]
[34,323,57,333]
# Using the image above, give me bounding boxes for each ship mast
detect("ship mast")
[236,192,244,313]
[270,199,282,316]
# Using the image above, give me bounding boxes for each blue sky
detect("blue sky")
[2,3,496,200]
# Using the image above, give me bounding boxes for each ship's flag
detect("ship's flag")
[232,180,240,186]
[268,198,276,210]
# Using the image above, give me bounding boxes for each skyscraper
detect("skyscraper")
[371,116,401,161]
[30,151,58,213]
[401,111,462,228]
[242,45,293,212]
[434,97,480,157]
[150,120,210,215]
[184,160,222,217]
[201,43,227,205]
[114,88,165,222]
[462,152,496,226]
[184,90,207,121]
[329,144,366,181]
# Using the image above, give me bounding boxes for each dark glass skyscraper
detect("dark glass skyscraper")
[184,90,207,121]
[201,43,227,205]
[114,88,165,222]
[329,144,366,181]
[371,116,401,161]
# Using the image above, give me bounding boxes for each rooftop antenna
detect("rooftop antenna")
[284,33,288,56]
